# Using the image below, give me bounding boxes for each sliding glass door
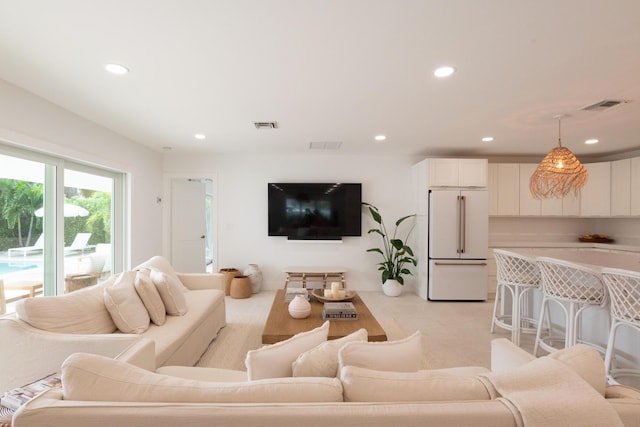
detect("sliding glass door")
[0,144,126,314]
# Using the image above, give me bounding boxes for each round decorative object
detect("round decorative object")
[288,294,311,319]
[243,263,263,293]
[230,275,252,299]
[219,268,240,296]
[311,288,357,303]
[382,279,403,297]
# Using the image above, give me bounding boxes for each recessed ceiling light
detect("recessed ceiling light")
[374,135,386,141]
[482,137,494,142]
[105,63,129,75]
[434,66,456,78]
[194,134,206,140]
[585,139,599,145]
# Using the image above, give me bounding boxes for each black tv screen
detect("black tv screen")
[268,183,362,240]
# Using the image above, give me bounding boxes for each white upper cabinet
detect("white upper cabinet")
[428,158,487,188]
[519,164,541,216]
[459,159,488,187]
[631,157,640,216]
[611,158,631,216]
[580,162,611,217]
[488,163,519,215]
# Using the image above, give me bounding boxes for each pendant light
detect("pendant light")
[529,117,588,199]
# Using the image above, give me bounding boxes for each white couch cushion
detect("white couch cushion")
[134,269,166,326]
[292,328,368,377]
[136,256,188,291]
[104,271,150,334]
[548,344,607,396]
[340,365,491,402]
[246,321,330,380]
[141,289,224,366]
[15,277,117,334]
[338,330,423,372]
[62,352,343,403]
[150,268,187,316]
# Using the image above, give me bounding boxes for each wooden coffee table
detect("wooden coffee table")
[261,289,387,344]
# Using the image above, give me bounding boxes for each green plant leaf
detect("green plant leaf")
[390,239,403,250]
[395,214,415,226]
[368,206,382,224]
[366,248,384,255]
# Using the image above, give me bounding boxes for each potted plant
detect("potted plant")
[362,202,417,296]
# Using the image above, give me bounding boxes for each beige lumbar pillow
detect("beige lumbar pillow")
[150,268,187,315]
[62,352,343,403]
[246,321,330,380]
[104,271,150,334]
[134,268,166,326]
[338,330,423,372]
[292,328,368,377]
[340,365,491,402]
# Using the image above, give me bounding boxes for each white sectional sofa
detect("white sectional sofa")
[11,337,640,427]
[0,256,226,392]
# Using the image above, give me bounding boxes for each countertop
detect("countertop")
[489,240,640,253]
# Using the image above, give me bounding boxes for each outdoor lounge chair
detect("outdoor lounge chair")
[7,234,44,257]
[64,233,95,255]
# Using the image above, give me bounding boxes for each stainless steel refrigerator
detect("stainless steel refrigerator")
[428,189,488,300]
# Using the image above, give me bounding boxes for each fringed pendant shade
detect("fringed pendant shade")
[529,119,588,199]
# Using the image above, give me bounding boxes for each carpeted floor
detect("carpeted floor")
[196,290,524,372]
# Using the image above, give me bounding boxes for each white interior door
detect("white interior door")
[171,179,206,272]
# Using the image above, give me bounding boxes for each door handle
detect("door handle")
[434,262,487,266]
[460,195,466,254]
[200,235,206,239]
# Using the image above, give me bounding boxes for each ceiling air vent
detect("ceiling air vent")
[309,141,342,150]
[582,100,627,111]
[253,121,278,129]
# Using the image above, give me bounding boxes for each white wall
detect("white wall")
[164,152,422,291]
[0,79,164,266]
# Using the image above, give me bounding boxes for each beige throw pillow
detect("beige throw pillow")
[134,268,166,326]
[338,330,423,372]
[62,353,343,403]
[246,321,330,380]
[15,279,117,334]
[340,365,491,402]
[150,268,187,315]
[104,271,150,334]
[292,328,368,377]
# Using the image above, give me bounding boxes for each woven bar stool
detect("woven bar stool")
[490,249,542,346]
[601,268,640,385]
[533,256,608,356]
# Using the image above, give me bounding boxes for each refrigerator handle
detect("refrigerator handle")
[460,195,466,253]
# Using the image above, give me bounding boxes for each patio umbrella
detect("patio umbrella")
[34,203,89,217]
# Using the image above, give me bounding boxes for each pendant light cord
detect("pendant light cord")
[558,119,563,148]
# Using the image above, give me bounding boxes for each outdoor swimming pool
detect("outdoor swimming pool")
[0,261,39,275]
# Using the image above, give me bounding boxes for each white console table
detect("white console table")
[283,266,347,290]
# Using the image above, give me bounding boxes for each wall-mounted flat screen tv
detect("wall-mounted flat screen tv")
[268,183,362,240]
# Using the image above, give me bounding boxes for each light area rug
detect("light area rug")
[196,290,407,371]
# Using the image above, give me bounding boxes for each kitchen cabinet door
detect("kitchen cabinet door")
[519,164,541,215]
[497,164,519,215]
[488,164,498,215]
[459,159,488,187]
[632,157,640,215]
[580,162,611,217]
[429,159,487,187]
[428,159,460,186]
[611,159,631,216]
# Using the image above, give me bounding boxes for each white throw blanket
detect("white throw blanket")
[479,356,623,427]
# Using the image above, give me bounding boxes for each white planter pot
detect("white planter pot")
[244,264,263,293]
[382,279,403,297]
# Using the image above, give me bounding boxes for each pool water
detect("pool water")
[0,261,39,275]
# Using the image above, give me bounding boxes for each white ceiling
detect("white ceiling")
[0,0,639,159]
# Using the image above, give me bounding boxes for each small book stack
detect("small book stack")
[1,372,61,411]
[284,287,308,302]
[323,302,357,320]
